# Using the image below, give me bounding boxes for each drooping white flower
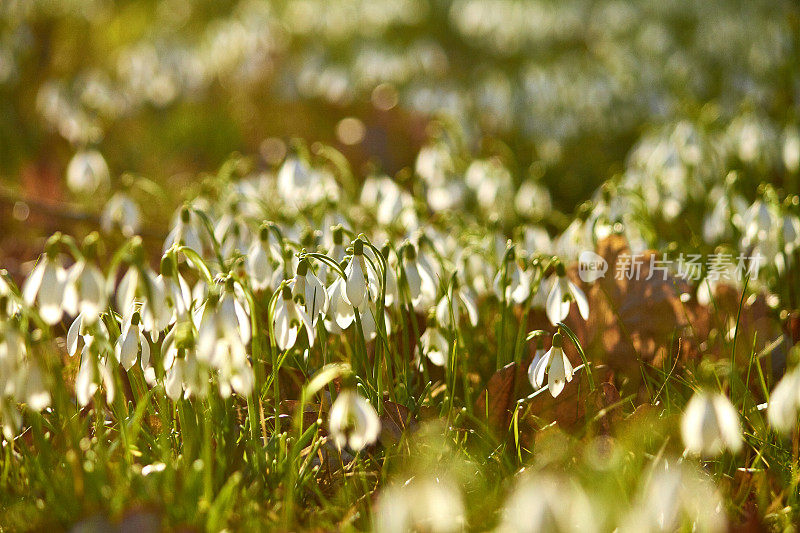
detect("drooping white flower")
[0,322,50,439]
[435,277,478,328]
[344,239,370,309]
[75,339,116,407]
[292,258,329,323]
[544,262,589,325]
[22,246,66,325]
[162,325,207,401]
[526,342,548,389]
[212,330,254,398]
[326,276,356,331]
[63,258,107,325]
[402,244,438,309]
[497,473,597,533]
[0,276,20,317]
[420,327,449,367]
[531,332,574,398]
[328,390,380,451]
[115,309,151,372]
[196,283,251,362]
[375,477,465,533]
[163,206,204,255]
[493,250,530,304]
[681,391,742,457]
[272,285,314,351]
[66,149,110,195]
[246,226,277,291]
[620,460,727,533]
[100,192,141,237]
[66,312,109,357]
[767,366,800,434]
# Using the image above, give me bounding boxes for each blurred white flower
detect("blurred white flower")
[544,263,589,325]
[100,192,141,237]
[22,250,66,325]
[75,339,116,407]
[620,460,727,533]
[163,206,204,255]
[767,366,800,434]
[497,473,597,533]
[681,391,742,457]
[62,258,107,324]
[402,244,438,309]
[530,332,573,398]
[493,252,530,304]
[66,149,109,195]
[435,277,478,327]
[375,477,464,533]
[247,228,277,291]
[420,327,449,367]
[329,390,380,451]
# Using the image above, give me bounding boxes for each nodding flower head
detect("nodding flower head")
[328,390,380,451]
[544,260,589,325]
[345,239,369,309]
[273,283,314,351]
[530,331,574,398]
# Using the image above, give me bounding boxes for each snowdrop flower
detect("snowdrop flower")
[272,285,314,351]
[741,199,777,249]
[401,244,438,309]
[767,366,800,434]
[246,226,277,291]
[293,258,329,323]
[213,334,254,398]
[435,276,477,327]
[119,265,172,333]
[75,338,116,407]
[493,249,530,304]
[100,192,141,237]
[62,234,107,324]
[415,142,453,188]
[162,326,207,401]
[317,226,347,284]
[681,391,742,457]
[544,261,589,325]
[497,473,597,533]
[345,239,370,309]
[326,276,356,331]
[420,327,449,367]
[0,277,20,317]
[214,210,251,259]
[197,281,251,359]
[531,332,573,398]
[66,312,109,357]
[66,149,109,195]
[782,214,800,255]
[22,237,67,325]
[0,321,51,439]
[375,477,464,533]
[115,310,151,372]
[276,156,312,205]
[163,206,204,255]
[526,338,548,389]
[328,390,380,451]
[620,460,727,533]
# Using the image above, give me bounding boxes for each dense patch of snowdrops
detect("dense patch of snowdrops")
[3,135,800,528]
